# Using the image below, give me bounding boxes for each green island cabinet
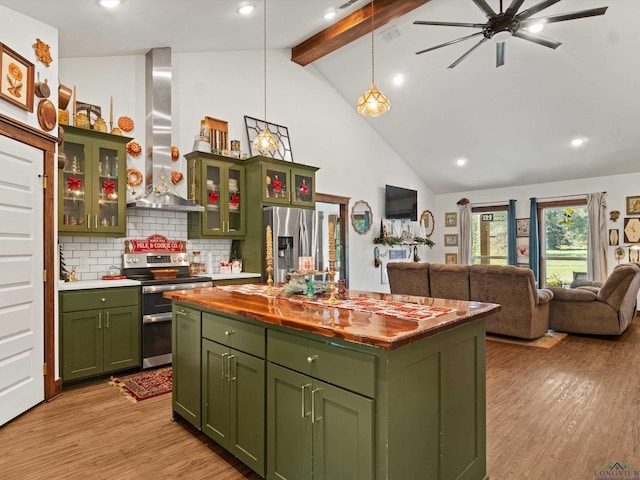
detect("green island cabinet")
[239,156,319,276]
[59,125,131,237]
[171,300,486,480]
[60,286,140,381]
[186,151,246,239]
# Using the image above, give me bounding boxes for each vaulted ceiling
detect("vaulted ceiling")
[5,0,638,194]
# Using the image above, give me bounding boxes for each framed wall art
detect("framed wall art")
[609,229,619,246]
[623,217,640,244]
[627,196,640,215]
[516,218,530,237]
[420,210,435,237]
[0,43,34,112]
[517,237,529,263]
[445,253,458,265]
[444,233,458,247]
[244,115,293,161]
[444,211,457,227]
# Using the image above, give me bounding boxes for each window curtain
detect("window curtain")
[458,202,472,264]
[587,192,608,281]
[529,198,539,282]
[507,199,517,265]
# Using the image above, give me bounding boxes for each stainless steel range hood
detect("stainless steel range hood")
[128,47,203,212]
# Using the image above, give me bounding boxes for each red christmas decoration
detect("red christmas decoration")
[299,181,309,195]
[67,177,82,191]
[272,175,282,192]
[208,191,219,204]
[102,181,116,196]
[231,193,240,206]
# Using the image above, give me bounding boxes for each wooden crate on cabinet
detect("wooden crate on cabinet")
[186,151,246,239]
[59,125,131,237]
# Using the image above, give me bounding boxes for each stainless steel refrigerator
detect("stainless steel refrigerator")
[263,206,321,283]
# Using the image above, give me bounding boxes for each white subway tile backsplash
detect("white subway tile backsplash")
[60,209,234,280]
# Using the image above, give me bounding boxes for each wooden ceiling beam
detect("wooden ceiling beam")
[291,0,431,66]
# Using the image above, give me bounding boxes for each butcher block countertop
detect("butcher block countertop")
[164,286,499,350]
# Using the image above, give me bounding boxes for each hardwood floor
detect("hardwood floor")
[2,320,640,479]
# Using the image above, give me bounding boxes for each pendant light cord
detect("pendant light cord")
[263,0,268,123]
[371,0,375,84]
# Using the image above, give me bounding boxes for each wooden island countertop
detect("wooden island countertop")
[164,286,499,350]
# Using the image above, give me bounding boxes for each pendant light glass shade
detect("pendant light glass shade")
[356,0,390,117]
[255,0,279,153]
[356,83,391,117]
[253,127,279,153]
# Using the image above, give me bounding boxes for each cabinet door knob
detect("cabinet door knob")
[101,298,106,302]
[225,330,234,336]
[307,355,318,364]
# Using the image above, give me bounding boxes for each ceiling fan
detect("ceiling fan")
[414,0,608,68]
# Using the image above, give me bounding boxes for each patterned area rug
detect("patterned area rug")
[486,330,568,349]
[109,367,172,402]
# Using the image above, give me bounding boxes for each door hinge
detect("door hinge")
[38,174,48,189]
[43,269,47,282]
[43,363,47,375]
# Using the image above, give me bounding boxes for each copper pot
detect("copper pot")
[35,78,51,99]
[58,83,72,110]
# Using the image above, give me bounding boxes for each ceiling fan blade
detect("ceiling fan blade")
[512,30,561,49]
[413,20,485,28]
[520,7,608,27]
[505,0,526,17]
[415,32,484,55]
[496,42,505,67]
[472,0,497,19]
[517,0,562,20]
[448,37,490,68]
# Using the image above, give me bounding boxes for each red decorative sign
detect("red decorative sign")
[125,234,185,253]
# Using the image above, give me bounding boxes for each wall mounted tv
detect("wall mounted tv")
[385,184,417,221]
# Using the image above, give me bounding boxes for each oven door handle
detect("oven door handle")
[143,312,173,324]
[142,281,213,294]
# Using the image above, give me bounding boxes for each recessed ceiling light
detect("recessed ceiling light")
[98,0,121,8]
[456,158,468,167]
[527,22,545,34]
[237,4,255,15]
[323,11,337,20]
[393,74,404,86]
[571,137,587,147]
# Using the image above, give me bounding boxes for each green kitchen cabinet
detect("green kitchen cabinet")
[186,151,246,239]
[244,155,318,208]
[59,125,131,237]
[60,287,140,381]
[172,305,202,428]
[202,339,265,477]
[267,363,373,480]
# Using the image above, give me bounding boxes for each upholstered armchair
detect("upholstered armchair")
[547,263,640,335]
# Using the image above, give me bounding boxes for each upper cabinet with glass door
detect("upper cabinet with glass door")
[244,156,318,209]
[58,125,131,237]
[186,152,245,239]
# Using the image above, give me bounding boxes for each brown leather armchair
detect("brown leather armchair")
[547,263,640,335]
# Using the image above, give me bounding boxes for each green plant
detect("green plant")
[546,272,563,287]
[373,236,435,248]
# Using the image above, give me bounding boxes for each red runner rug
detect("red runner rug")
[109,367,172,402]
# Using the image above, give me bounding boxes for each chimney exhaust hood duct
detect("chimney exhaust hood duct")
[128,47,203,212]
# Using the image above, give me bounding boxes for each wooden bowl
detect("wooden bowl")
[151,269,179,280]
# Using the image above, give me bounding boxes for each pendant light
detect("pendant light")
[253,0,279,153]
[356,0,391,117]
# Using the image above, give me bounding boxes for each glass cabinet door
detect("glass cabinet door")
[292,168,315,207]
[205,163,223,234]
[227,165,243,234]
[262,165,290,204]
[95,145,121,232]
[60,140,88,232]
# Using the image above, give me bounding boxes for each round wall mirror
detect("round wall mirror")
[420,210,435,237]
[351,200,372,234]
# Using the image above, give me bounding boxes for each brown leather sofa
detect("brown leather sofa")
[547,263,640,335]
[386,262,553,339]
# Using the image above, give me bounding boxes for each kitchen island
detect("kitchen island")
[165,285,499,480]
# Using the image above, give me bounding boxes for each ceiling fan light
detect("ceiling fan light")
[527,22,545,34]
[356,84,391,117]
[492,30,512,43]
[253,128,279,153]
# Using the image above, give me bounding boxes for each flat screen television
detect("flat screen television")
[385,184,417,221]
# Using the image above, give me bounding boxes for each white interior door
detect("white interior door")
[0,135,44,426]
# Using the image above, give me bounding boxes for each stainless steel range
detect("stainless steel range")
[122,236,212,369]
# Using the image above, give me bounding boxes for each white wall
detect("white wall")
[60,49,436,292]
[434,172,640,277]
